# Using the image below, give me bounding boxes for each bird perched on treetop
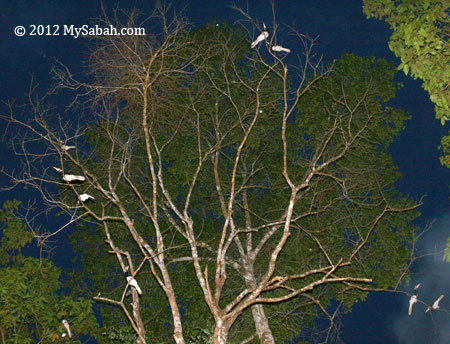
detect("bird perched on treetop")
[251,23,269,48]
[425,294,444,313]
[408,283,420,316]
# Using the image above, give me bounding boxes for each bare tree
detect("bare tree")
[1,5,422,344]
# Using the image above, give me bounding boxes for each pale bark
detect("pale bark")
[242,264,275,344]
[214,318,230,344]
[250,305,274,344]
[241,189,275,344]
[130,290,146,344]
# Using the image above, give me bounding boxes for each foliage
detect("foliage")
[65,23,416,342]
[0,200,97,343]
[101,326,138,344]
[76,34,417,342]
[363,0,449,124]
[185,322,238,344]
[363,1,450,262]
[64,22,250,343]
[0,199,33,266]
[443,236,450,262]
[295,53,418,284]
[240,53,419,340]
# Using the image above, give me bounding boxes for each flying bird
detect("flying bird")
[126,276,142,295]
[425,294,444,313]
[62,319,72,338]
[251,23,269,48]
[408,283,420,316]
[78,193,94,202]
[61,144,76,151]
[271,45,291,53]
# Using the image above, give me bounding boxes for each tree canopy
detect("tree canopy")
[0,200,97,343]
[362,1,450,262]
[363,0,449,125]
[1,7,421,344]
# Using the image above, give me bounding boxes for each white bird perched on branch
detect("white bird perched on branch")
[426,294,444,313]
[62,319,72,338]
[271,45,291,53]
[408,283,420,316]
[78,193,94,203]
[61,145,76,151]
[63,174,85,183]
[53,167,86,183]
[251,23,269,48]
[126,276,142,295]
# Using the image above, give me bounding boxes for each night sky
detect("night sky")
[1,1,450,343]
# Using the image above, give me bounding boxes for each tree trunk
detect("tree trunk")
[166,289,184,344]
[243,267,275,344]
[159,263,185,344]
[214,318,230,344]
[250,304,275,344]
[130,289,146,344]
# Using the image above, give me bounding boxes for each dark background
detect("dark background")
[1,1,449,343]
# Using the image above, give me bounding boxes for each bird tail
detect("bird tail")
[408,303,413,316]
